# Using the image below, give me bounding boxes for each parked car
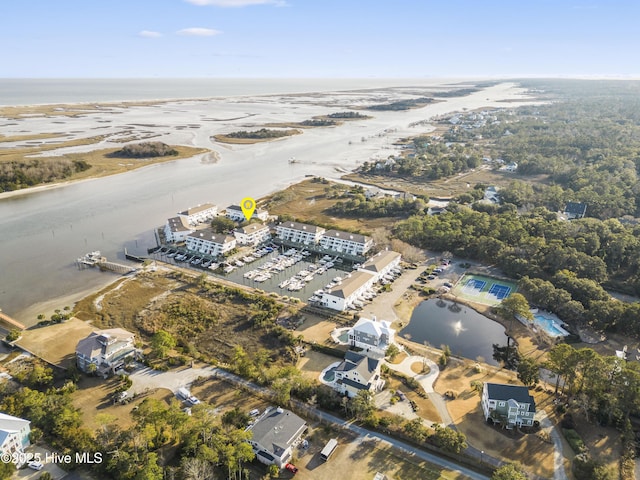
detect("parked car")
[28,461,44,471]
[427,275,436,280]
[443,282,453,288]
[433,268,443,273]
[285,463,299,474]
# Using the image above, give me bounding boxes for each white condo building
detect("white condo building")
[320,271,376,311]
[319,230,373,256]
[359,250,402,282]
[226,205,269,222]
[177,203,218,225]
[275,221,325,245]
[186,229,237,257]
[233,223,271,246]
[164,216,195,243]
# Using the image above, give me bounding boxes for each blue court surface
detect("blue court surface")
[464,278,486,293]
[488,284,511,300]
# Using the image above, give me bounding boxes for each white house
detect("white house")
[481,383,536,429]
[248,407,307,468]
[0,412,31,457]
[319,230,373,256]
[233,223,271,246]
[348,316,396,358]
[177,203,217,225]
[275,221,325,245]
[185,229,237,257]
[333,351,384,398]
[484,186,501,204]
[359,250,402,282]
[76,328,137,376]
[320,271,376,311]
[225,204,269,222]
[164,216,195,243]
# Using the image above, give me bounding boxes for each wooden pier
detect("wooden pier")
[76,251,138,275]
[0,311,26,331]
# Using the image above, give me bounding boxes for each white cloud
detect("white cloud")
[184,0,286,7]
[138,30,163,38]
[176,27,223,37]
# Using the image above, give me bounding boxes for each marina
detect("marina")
[76,251,138,275]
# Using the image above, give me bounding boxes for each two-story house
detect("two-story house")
[0,412,31,458]
[348,316,396,358]
[248,407,307,468]
[75,328,137,376]
[481,382,536,429]
[333,351,384,398]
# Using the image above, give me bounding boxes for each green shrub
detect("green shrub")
[562,428,586,454]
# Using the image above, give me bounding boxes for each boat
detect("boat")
[332,276,343,283]
[208,263,220,271]
[223,265,235,274]
[304,274,314,282]
[244,270,257,279]
[325,261,334,268]
[279,279,291,289]
[235,260,245,267]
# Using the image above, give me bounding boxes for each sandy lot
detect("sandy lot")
[298,350,340,382]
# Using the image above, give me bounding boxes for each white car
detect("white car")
[28,461,44,470]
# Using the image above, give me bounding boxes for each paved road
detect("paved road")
[128,364,489,480]
[361,264,425,321]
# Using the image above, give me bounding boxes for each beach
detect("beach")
[0,81,542,326]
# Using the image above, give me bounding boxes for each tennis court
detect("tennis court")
[451,274,518,306]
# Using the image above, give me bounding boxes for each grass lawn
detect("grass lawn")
[298,350,340,382]
[14,318,95,367]
[263,178,406,233]
[434,360,562,479]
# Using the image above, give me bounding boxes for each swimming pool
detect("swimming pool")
[322,366,337,382]
[533,313,569,337]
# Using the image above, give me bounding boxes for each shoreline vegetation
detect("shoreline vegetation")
[213,127,302,144]
[266,111,373,129]
[0,143,209,196]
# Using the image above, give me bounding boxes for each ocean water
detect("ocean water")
[0,78,458,106]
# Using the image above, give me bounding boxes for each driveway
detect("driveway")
[128,364,218,396]
[538,410,568,480]
[362,264,425,321]
[13,445,68,480]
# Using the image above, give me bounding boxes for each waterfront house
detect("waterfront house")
[333,351,384,398]
[319,230,373,256]
[233,223,271,246]
[348,316,396,358]
[248,407,307,468]
[275,221,325,245]
[185,229,237,257]
[358,250,402,282]
[164,216,195,243]
[225,204,269,222]
[481,382,536,429]
[0,412,31,457]
[564,202,588,220]
[319,271,376,311]
[177,203,218,226]
[76,328,137,376]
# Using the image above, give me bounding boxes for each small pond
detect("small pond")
[400,298,508,365]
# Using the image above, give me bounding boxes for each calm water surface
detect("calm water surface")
[401,299,508,365]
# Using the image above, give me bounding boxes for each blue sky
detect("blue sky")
[1,0,638,78]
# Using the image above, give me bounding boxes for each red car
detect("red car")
[285,463,299,474]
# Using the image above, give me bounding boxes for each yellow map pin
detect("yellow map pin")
[240,197,256,221]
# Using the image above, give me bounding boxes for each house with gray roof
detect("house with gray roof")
[0,412,30,458]
[164,216,195,243]
[275,221,325,245]
[75,328,137,376]
[481,382,536,429]
[358,250,402,282]
[177,203,218,225]
[333,351,384,398]
[563,201,588,220]
[247,407,307,468]
[319,271,376,311]
[348,316,396,358]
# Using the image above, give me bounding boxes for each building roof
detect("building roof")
[187,229,235,245]
[179,203,216,216]
[235,223,269,235]
[564,202,587,216]
[75,328,134,359]
[166,216,193,233]
[485,383,536,411]
[227,205,268,215]
[351,317,394,339]
[0,412,30,436]
[249,408,306,457]
[360,250,401,274]
[335,350,380,384]
[326,271,375,299]
[277,221,324,234]
[322,229,371,245]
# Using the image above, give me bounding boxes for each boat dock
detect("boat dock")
[0,310,26,331]
[76,251,138,275]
